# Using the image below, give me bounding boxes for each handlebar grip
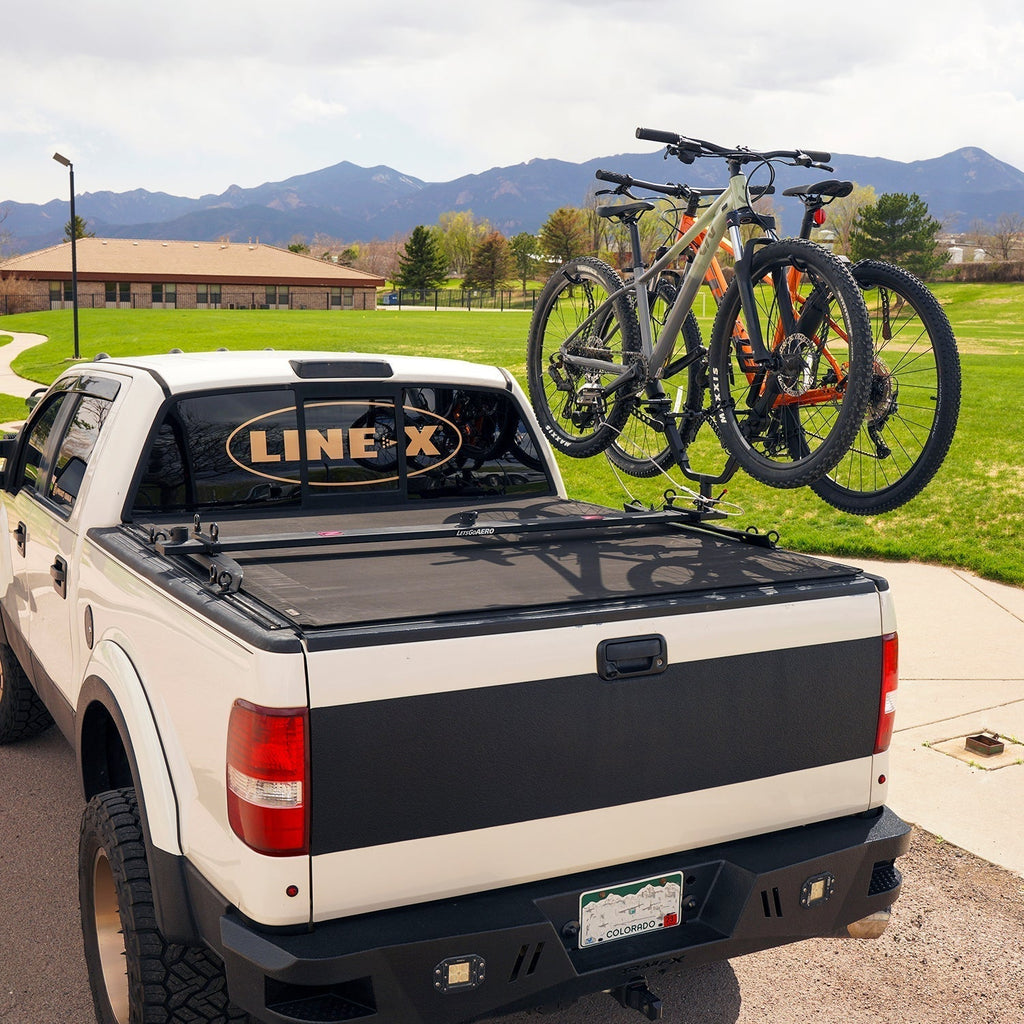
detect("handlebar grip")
[595,169,632,184]
[802,149,832,163]
[636,127,681,145]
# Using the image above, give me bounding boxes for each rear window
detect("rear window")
[130,385,551,514]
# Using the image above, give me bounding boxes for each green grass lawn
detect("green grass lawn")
[1,286,1022,585]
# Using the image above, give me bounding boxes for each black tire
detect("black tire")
[527,257,642,458]
[707,238,874,488]
[0,641,53,743]
[606,295,706,477]
[79,788,249,1024]
[809,260,961,514]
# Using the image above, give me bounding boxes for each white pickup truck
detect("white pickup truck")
[0,350,908,1024]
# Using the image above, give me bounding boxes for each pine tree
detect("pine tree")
[539,207,592,264]
[64,215,95,240]
[509,232,540,290]
[463,232,514,292]
[849,193,948,280]
[396,226,449,289]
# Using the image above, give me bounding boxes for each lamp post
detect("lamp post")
[52,152,80,359]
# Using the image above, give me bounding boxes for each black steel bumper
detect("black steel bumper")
[216,807,910,1024]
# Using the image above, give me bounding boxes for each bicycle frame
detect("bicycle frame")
[665,204,850,408]
[559,172,772,396]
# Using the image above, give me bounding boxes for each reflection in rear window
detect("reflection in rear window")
[131,386,551,514]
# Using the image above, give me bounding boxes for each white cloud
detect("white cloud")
[2,0,1024,204]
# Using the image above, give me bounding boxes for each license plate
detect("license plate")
[578,872,683,948]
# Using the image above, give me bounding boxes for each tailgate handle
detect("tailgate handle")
[597,634,667,680]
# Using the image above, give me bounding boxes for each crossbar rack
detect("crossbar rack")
[141,507,778,596]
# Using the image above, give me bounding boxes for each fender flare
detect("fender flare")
[75,640,208,943]
[76,639,181,857]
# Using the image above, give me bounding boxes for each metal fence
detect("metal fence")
[1,289,544,317]
[381,289,540,311]
[46,293,369,312]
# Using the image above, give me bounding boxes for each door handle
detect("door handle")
[50,556,68,599]
[14,521,26,557]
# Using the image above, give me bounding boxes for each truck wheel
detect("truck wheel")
[0,641,53,743]
[79,788,249,1024]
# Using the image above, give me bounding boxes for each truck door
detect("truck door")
[5,377,118,719]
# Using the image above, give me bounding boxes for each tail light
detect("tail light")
[874,633,899,754]
[227,700,309,856]
[813,208,827,227]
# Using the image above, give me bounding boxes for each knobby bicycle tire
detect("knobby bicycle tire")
[527,257,642,459]
[606,280,707,477]
[809,259,961,514]
[707,238,874,489]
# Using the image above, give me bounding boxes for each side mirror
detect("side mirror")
[0,433,18,491]
[25,387,47,412]
[52,455,87,505]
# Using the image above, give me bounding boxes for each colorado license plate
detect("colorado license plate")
[578,872,683,948]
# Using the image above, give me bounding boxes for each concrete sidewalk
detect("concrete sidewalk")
[832,556,1024,878]
[1,329,1022,877]
[0,331,48,400]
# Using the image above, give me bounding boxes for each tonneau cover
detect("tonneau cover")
[208,499,861,629]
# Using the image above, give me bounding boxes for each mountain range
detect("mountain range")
[4,146,1024,254]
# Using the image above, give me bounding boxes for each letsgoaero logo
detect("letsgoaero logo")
[225,401,462,487]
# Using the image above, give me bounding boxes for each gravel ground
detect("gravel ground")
[2,731,1023,1024]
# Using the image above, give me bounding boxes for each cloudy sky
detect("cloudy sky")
[3,0,1024,206]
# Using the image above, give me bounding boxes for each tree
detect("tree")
[64,214,95,240]
[463,231,514,292]
[0,205,12,258]
[353,235,404,286]
[396,225,449,289]
[287,235,310,254]
[336,245,359,267]
[539,207,591,265]
[990,212,1024,261]
[509,232,540,289]
[437,211,489,277]
[813,184,876,256]
[849,193,947,280]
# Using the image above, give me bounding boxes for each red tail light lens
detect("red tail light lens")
[813,208,827,226]
[227,700,309,856]
[875,633,899,754]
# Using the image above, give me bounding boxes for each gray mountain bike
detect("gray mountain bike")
[527,129,875,494]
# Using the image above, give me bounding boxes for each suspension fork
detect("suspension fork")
[727,213,780,364]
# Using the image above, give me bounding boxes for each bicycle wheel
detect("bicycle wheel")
[606,277,706,477]
[707,238,873,488]
[809,259,961,514]
[527,257,642,458]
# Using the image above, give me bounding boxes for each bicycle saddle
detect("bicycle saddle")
[782,179,854,199]
[596,201,655,221]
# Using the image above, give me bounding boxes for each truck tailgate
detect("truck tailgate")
[293,510,887,922]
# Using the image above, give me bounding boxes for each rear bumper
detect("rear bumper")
[217,807,910,1024]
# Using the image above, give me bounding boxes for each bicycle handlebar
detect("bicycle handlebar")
[634,127,681,145]
[634,127,833,171]
[594,168,774,201]
[594,168,687,196]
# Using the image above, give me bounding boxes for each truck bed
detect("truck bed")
[117,498,865,633]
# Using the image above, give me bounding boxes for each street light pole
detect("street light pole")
[52,152,80,359]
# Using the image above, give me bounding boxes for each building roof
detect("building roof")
[0,238,385,287]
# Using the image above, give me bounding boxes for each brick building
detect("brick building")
[0,238,384,314]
